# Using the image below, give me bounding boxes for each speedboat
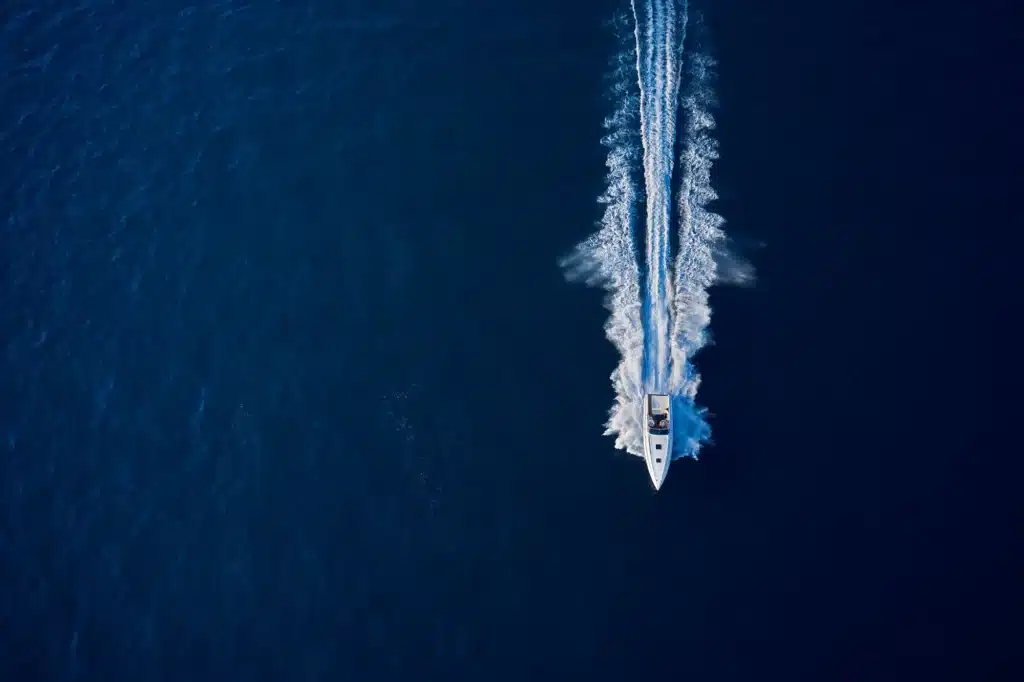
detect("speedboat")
[643,394,671,490]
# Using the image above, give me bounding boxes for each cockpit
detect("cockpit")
[647,414,670,434]
[646,394,671,434]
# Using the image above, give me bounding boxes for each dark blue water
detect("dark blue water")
[2,0,1016,680]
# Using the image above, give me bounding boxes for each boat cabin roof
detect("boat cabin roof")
[647,394,670,415]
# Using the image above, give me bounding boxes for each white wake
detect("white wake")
[562,1,747,461]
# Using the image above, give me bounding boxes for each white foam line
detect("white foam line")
[563,1,739,463]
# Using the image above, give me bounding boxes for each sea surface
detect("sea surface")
[1,1,1014,681]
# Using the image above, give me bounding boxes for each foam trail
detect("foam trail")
[669,50,720,400]
[563,1,744,462]
[636,0,684,394]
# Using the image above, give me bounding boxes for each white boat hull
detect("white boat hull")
[643,394,672,490]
